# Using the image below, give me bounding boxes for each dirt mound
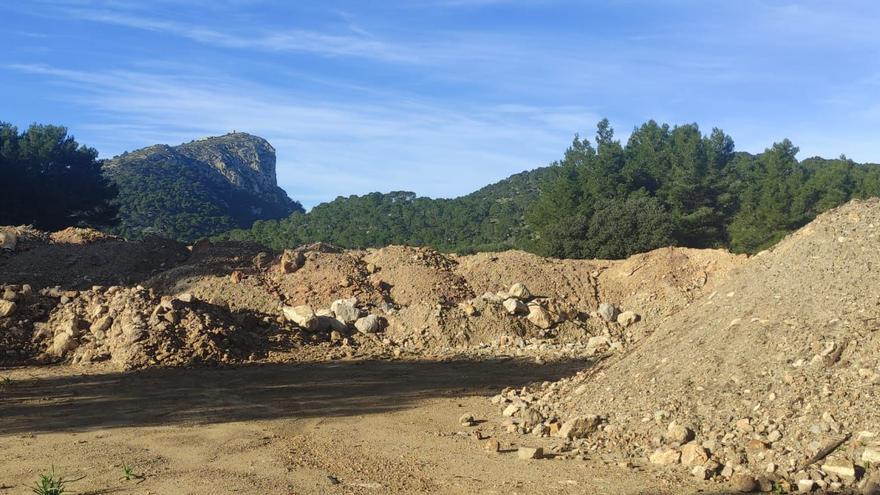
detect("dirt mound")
[30,286,287,369]
[365,246,473,307]
[0,225,49,253]
[494,199,880,492]
[49,227,120,244]
[0,234,190,290]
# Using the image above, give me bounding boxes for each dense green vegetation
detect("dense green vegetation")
[0,123,117,230]
[219,167,555,252]
[222,119,880,258]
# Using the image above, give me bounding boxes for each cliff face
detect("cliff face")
[104,132,302,241]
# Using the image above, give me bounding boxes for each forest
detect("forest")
[4,119,880,259]
[221,119,880,257]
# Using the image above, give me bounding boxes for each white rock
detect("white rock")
[354,315,380,334]
[0,231,17,251]
[508,283,532,300]
[616,310,640,327]
[649,448,680,465]
[331,298,360,324]
[0,300,16,318]
[282,305,318,331]
[503,298,528,315]
[526,304,554,329]
[598,302,618,322]
[517,447,543,460]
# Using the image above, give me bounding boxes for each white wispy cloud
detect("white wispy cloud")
[6,62,597,206]
[63,8,421,62]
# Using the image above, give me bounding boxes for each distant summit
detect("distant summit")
[105,132,302,241]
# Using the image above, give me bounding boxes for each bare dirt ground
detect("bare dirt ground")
[1,358,711,495]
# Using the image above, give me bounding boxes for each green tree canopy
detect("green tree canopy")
[0,123,117,230]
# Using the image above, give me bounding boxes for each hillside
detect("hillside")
[219,121,880,260]
[218,166,557,252]
[104,132,303,242]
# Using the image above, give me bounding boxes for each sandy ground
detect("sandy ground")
[0,359,719,495]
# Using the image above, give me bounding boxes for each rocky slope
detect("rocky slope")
[490,199,880,493]
[104,132,302,241]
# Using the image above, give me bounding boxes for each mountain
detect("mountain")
[104,132,302,242]
[217,166,559,253]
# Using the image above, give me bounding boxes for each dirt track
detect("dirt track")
[0,359,712,494]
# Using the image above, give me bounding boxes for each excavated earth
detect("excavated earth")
[1,200,878,494]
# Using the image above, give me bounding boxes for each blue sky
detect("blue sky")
[3,1,880,208]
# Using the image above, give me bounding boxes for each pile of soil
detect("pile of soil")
[492,199,880,493]
[0,235,190,289]
[49,227,120,245]
[0,222,743,369]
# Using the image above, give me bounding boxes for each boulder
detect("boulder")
[821,458,856,481]
[0,300,16,318]
[666,423,694,445]
[617,310,640,327]
[730,473,758,493]
[282,305,318,331]
[517,447,543,460]
[556,415,600,440]
[526,304,554,329]
[649,447,680,465]
[680,443,709,466]
[0,230,18,251]
[503,298,528,316]
[508,283,532,300]
[331,298,360,324]
[354,315,380,334]
[598,302,618,322]
[863,446,880,464]
[280,249,305,273]
[50,332,76,357]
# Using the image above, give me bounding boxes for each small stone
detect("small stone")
[459,413,476,427]
[503,298,528,315]
[735,418,753,432]
[176,293,195,303]
[508,283,532,300]
[2,289,16,301]
[767,430,782,442]
[796,479,815,493]
[649,447,680,465]
[366,262,378,274]
[517,447,543,460]
[598,302,618,322]
[730,473,758,493]
[230,270,242,284]
[484,438,500,453]
[0,300,17,318]
[746,439,768,454]
[354,315,380,334]
[617,310,640,327]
